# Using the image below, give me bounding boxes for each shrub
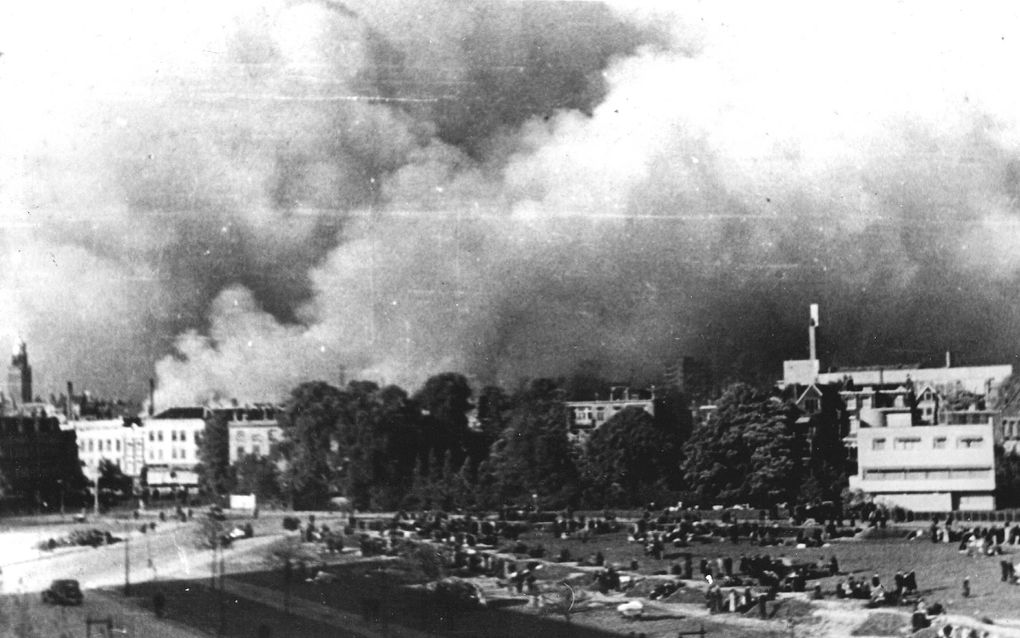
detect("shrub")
[282,516,301,531]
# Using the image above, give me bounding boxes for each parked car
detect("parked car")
[42,579,83,606]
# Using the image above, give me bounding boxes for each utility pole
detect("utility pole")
[124,526,130,596]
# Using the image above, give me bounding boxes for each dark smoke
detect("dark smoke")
[3,2,1020,406]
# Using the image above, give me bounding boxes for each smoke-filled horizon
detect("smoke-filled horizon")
[3,1,1020,406]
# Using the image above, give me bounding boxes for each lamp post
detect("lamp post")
[123,522,130,596]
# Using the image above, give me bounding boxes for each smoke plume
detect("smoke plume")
[3,1,1020,406]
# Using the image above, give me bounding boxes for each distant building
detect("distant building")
[6,339,32,408]
[566,386,656,437]
[66,418,145,479]
[222,405,283,464]
[143,407,205,493]
[849,423,995,511]
[0,412,81,506]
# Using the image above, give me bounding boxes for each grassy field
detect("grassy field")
[120,516,1020,638]
[508,526,1020,621]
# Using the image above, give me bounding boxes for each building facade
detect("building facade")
[67,418,146,479]
[849,423,995,511]
[566,387,656,436]
[143,407,205,491]
[222,405,283,464]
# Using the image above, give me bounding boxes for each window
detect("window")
[88,440,94,452]
[158,449,163,460]
[171,431,177,442]
[180,431,187,442]
[252,445,261,456]
[158,431,163,442]
[116,440,121,452]
[933,437,947,449]
[171,449,177,459]
[149,432,154,442]
[957,437,984,449]
[893,437,921,451]
[872,438,886,451]
[237,446,245,459]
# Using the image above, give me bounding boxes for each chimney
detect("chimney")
[66,381,73,420]
[809,304,819,362]
[945,350,952,368]
[148,378,155,416]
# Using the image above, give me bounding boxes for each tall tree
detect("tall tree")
[277,381,346,510]
[234,454,282,503]
[414,372,473,468]
[196,411,233,498]
[488,379,579,509]
[681,383,806,507]
[802,385,850,505]
[583,405,685,507]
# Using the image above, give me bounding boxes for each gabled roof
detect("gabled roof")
[795,384,823,404]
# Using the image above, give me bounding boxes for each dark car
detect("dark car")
[42,579,84,606]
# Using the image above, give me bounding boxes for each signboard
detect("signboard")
[230,493,257,511]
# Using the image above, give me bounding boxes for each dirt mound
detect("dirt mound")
[851,611,908,636]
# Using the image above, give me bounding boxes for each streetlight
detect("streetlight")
[56,479,64,518]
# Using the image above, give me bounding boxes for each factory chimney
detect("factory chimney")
[945,350,952,368]
[148,378,155,417]
[809,303,820,362]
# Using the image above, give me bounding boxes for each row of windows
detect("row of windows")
[863,467,992,481]
[872,436,984,451]
[145,448,191,461]
[79,439,123,453]
[147,430,192,443]
[236,445,263,458]
[234,431,276,443]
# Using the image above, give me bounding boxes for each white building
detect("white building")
[849,423,995,512]
[222,405,283,464]
[66,418,146,478]
[566,387,655,435]
[143,407,205,490]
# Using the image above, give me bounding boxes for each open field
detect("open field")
[507,525,1020,621]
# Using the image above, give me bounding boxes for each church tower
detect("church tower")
[8,339,32,406]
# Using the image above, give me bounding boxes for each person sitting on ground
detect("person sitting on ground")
[869,582,888,607]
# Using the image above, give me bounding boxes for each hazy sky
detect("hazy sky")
[3,1,1020,406]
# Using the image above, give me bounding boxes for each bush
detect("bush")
[282,516,301,531]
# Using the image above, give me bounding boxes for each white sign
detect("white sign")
[230,493,257,511]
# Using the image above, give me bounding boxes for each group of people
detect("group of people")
[834,571,919,607]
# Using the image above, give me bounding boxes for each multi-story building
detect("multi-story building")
[143,407,205,492]
[566,386,656,436]
[0,411,82,507]
[849,423,995,511]
[222,405,283,464]
[67,418,146,479]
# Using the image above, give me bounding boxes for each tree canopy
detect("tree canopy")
[583,405,686,507]
[681,383,805,508]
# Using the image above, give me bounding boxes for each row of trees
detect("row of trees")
[197,372,849,512]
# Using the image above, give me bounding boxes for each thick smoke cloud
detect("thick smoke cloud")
[3,2,1020,406]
